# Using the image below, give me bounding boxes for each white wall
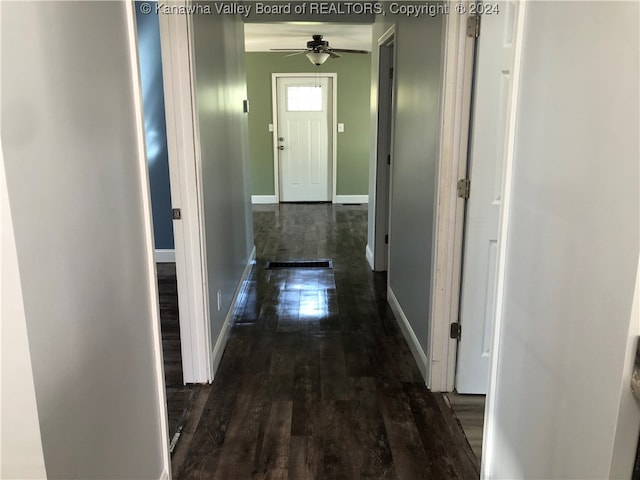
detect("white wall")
[484,2,640,478]
[190,12,254,356]
[1,2,169,478]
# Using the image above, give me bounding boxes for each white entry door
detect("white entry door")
[276,76,332,202]
[456,3,520,394]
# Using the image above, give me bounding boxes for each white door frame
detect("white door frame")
[127,2,172,471]
[427,3,525,392]
[158,4,212,384]
[370,26,396,272]
[426,8,477,392]
[482,2,527,474]
[271,73,338,203]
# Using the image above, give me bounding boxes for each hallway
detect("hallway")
[171,203,479,479]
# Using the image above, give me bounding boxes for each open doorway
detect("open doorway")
[152,4,521,471]
[244,23,372,206]
[152,6,497,473]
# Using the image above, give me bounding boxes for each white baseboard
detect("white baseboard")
[365,244,375,270]
[252,194,367,204]
[334,194,369,204]
[210,245,256,378]
[251,195,277,204]
[155,249,175,263]
[387,286,428,381]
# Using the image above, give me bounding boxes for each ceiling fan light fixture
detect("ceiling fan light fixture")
[306,51,330,66]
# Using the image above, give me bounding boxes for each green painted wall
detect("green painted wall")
[245,52,371,196]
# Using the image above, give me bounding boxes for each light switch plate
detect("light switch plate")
[268,123,274,132]
[338,123,345,133]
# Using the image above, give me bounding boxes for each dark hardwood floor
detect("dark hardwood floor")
[170,203,479,479]
[445,394,485,463]
[157,262,183,387]
[157,262,195,450]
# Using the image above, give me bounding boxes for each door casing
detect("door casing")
[271,73,338,203]
[369,26,396,272]
[425,9,477,392]
[482,2,528,474]
[427,3,525,393]
[158,6,212,384]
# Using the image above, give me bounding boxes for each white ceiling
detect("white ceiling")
[244,23,373,52]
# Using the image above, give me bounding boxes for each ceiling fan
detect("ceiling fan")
[271,34,368,66]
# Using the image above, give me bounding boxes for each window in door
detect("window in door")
[286,86,323,112]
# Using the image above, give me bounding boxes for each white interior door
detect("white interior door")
[456,3,519,394]
[276,76,332,202]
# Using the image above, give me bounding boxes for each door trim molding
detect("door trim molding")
[369,25,396,272]
[271,73,338,203]
[482,2,527,475]
[127,2,171,475]
[158,5,212,384]
[427,8,476,392]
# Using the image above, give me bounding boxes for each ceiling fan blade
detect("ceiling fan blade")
[270,48,306,52]
[284,51,306,57]
[327,51,341,59]
[329,48,369,54]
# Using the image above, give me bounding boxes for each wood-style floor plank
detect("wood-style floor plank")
[379,388,433,480]
[288,435,323,480]
[156,262,194,451]
[156,262,183,388]
[445,393,486,463]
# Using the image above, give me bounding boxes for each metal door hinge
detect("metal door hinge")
[457,179,471,199]
[450,322,462,341]
[385,234,389,244]
[390,67,394,79]
[387,153,391,165]
[172,208,182,220]
[467,15,481,38]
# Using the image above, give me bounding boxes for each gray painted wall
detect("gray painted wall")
[135,2,174,250]
[191,11,255,346]
[370,15,444,361]
[486,2,640,477]
[1,2,168,478]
